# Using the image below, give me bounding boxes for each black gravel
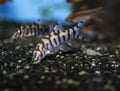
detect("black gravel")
[0,40,120,91]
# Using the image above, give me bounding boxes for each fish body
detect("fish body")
[67,7,104,40]
[32,17,89,63]
[11,23,51,40]
[11,22,64,41]
[67,7,103,23]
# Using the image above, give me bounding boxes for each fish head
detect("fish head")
[32,43,47,64]
[11,28,21,40]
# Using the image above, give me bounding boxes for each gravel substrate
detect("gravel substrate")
[0,40,120,91]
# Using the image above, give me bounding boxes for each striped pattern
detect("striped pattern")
[32,17,89,62]
[11,23,50,40]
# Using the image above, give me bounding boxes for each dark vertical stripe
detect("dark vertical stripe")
[53,38,57,45]
[53,31,60,45]
[34,28,37,36]
[80,21,84,23]
[38,27,41,35]
[36,23,40,30]
[26,28,29,35]
[31,25,37,36]
[67,29,70,41]
[62,35,66,41]
[75,25,82,30]
[33,23,39,35]
[46,43,49,50]
[76,24,81,28]
[23,25,26,35]
[42,25,47,33]
[71,27,76,37]
[40,51,43,58]
[36,24,40,35]
[29,24,33,35]
[72,28,76,37]
[76,34,80,39]
[57,31,61,44]
[38,25,43,35]
[46,34,54,48]
[77,26,82,31]
[49,38,54,48]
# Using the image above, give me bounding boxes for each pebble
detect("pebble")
[74,64,79,66]
[16,65,21,69]
[91,62,96,66]
[1,52,4,55]
[24,65,30,69]
[96,47,102,51]
[104,84,111,90]
[62,78,67,83]
[71,66,74,70]
[10,62,14,66]
[60,56,64,58]
[24,75,29,79]
[28,43,34,47]
[4,89,10,91]
[67,79,74,84]
[44,69,49,73]
[112,61,116,64]
[95,70,101,75]
[75,56,79,59]
[115,50,119,54]
[63,63,66,68]
[3,70,7,75]
[4,63,7,67]
[0,34,120,91]
[56,55,60,58]
[93,77,102,83]
[78,71,87,76]
[40,76,45,80]
[109,55,114,58]
[29,50,33,54]
[56,80,62,85]
[15,46,20,50]
[51,69,56,73]
[18,60,23,63]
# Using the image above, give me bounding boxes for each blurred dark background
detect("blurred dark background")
[0,0,120,41]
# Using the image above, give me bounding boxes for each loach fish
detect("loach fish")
[32,17,90,63]
[67,7,104,40]
[11,23,50,40]
[11,23,63,40]
[66,7,104,23]
[10,22,63,41]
